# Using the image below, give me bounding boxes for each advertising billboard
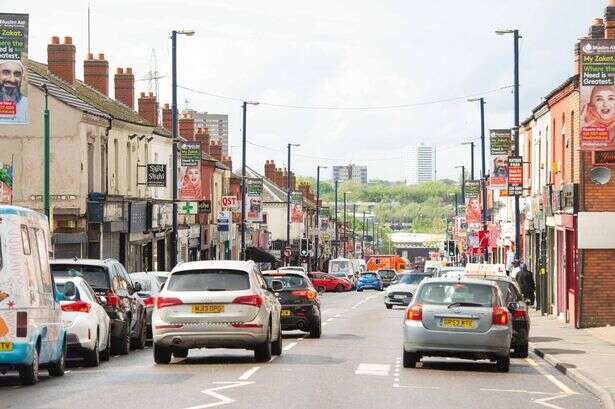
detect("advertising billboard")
[464,180,481,199]
[290,191,304,224]
[179,142,201,200]
[507,156,523,196]
[0,13,28,125]
[489,129,511,190]
[246,178,263,222]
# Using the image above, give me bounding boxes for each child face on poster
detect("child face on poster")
[186,166,200,183]
[591,87,615,122]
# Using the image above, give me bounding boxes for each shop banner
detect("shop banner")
[179,142,201,200]
[290,191,304,223]
[0,14,28,124]
[580,39,615,150]
[490,129,511,190]
[0,162,13,204]
[465,197,481,224]
[507,156,523,196]
[464,180,481,199]
[490,129,512,155]
[217,211,230,232]
[146,164,166,187]
[221,195,239,210]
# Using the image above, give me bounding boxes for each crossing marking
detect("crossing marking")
[183,381,254,409]
[238,367,260,381]
[526,358,576,395]
[283,342,297,351]
[355,363,390,376]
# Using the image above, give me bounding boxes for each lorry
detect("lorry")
[366,255,410,272]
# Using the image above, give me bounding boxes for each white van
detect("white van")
[328,258,359,288]
[0,205,67,385]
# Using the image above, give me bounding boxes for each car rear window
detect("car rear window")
[379,270,396,279]
[361,273,377,278]
[415,282,497,307]
[263,274,309,290]
[166,269,250,291]
[398,274,428,285]
[51,264,110,290]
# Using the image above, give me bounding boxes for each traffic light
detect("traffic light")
[300,238,309,257]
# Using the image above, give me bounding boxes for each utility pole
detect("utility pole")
[352,204,356,257]
[43,85,50,221]
[361,211,366,257]
[315,166,326,270]
[343,192,348,258]
[334,179,339,258]
[455,165,466,203]
[240,101,259,261]
[462,141,475,180]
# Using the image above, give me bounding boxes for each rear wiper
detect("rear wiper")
[205,288,227,291]
[447,302,484,308]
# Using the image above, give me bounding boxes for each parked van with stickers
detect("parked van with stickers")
[0,205,66,385]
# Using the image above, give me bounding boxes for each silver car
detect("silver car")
[402,278,512,372]
[152,260,283,364]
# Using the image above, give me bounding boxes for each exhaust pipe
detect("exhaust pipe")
[172,337,183,345]
[296,320,306,330]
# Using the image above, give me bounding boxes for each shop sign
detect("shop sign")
[146,164,167,187]
[594,151,615,163]
[221,195,239,210]
[129,202,148,233]
[198,200,211,214]
[178,201,198,215]
[217,211,230,232]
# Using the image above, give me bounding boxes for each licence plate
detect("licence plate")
[442,318,475,329]
[394,295,406,300]
[192,304,224,313]
[281,309,291,316]
[0,342,13,351]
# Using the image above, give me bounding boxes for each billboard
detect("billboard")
[464,180,481,199]
[246,178,263,222]
[489,129,511,190]
[0,14,28,124]
[507,156,523,196]
[179,142,201,200]
[290,191,304,223]
[580,39,615,150]
[465,197,481,225]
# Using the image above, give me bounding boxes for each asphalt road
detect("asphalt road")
[1,291,602,409]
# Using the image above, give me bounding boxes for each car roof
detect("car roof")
[51,258,116,267]
[172,260,254,273]
[262,270,306,276]
[422,277,500,287]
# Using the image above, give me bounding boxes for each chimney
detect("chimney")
[574,42,581,76]
[222,155,233,170]
[114,67,135,109]
[162,103,172,130]
[291,172,297,191]
[298,182,310,199]
[195,128,210,153]
[48,36,76,85]
[179,113,195,140]
[605,1,615,39]
[276,168,284,188]
[282,169,289,190]
[589,17,606,38]
[210,139,223,161]
[138,92,158,125]
[84,53,109,95]
[264,160,276,180]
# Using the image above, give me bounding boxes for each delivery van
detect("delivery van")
[366,255,410,272]
[0,205,66,385]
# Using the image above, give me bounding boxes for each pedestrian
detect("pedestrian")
[510,260,520,279]
[516,263,535,306]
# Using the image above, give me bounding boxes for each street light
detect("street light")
[449,192,459,216]
[461,141,475,180]
[171,28,195,268]
[496,28,522,261]
[286,143,300,256]
[455,165,465,203]
[240,101,259,261]
[343,191,350,257]
[315,165,328,270]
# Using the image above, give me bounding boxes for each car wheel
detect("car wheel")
[131,317,147,350]
[496,355,510,372]
[254,324,272,362]
[83,335,100,367]
[403,350,417,368]
[385,303,393,310]
[513,343,529,358]
[48,339,66,377]
[335,284,344,292]
[112,321,131,355]
[19,346,39,386]
[172,348,189,358]
[271,325,283,356]
[317,286,326,293]
[309,318,322,339]
[100,331,111,362]
[357,288,363,292]
[154,344,172,364]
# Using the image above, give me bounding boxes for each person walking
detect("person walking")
[515,263,535,306]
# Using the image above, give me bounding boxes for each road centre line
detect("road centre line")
[480,388,555,395]
[326,318,334,322]
[283,342,298,351]
[526,358,576,395]
[238,367,260,381]
[393,385,440,389]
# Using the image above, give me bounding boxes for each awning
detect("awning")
[246,246,279,263]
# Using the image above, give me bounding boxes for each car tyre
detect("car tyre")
[385,303,393,310]
[172,348,189,358]
[112,321,131,355]
[271,325,283,356]
[335,284,344,293]
[309,318,322,339]
[357,288,363,292]
[154,344,172,364]
[100,331,111,362]
[513,343,529,358]
[48,340,66,377]
[254,324,272,363]
[83,335,100,367]
[403,350,418,368]
[19,346,39,386]
[496,355,510,372]
[317,286,326,293]
[131,317,147,350]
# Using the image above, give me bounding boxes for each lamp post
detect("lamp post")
[455,165,466,203]
[468,97,489,262]
[352,203,357,257]
[361,211,366,257]
[171,28,195,269]
[343,191,350,257]
[461,141,475,180]
[315,165,327,269]
[42,84,50,221]
[286,143,300,254]
[240,101,259,261]
[334,179,339,258]
[497,28,522,261]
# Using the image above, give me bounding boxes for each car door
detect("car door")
[82,280,110,349]
[254,268,279,332]
[118,264,144,334]
[310,273,324,290]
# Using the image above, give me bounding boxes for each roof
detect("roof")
[245,166,288,202]
[51,258,115,266]
[171,260,254,273]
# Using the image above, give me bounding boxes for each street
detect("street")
[1,291,600,409]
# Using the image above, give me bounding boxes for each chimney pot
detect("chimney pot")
[114,67,135,108]
[148,91,154,97]
[84,51,109,95]
[87,52,94,60]
[51,36,60,45]
[116,67,123,74]
[48,35,76,85]
[97,53,105,60]
[126,67,133,75]
[164,103,170,109]
[140,92,146,97]
[63,36,73,45]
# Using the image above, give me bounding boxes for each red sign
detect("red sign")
[221,195,239,210]
[507,156,523,196]
[0,101,16,116]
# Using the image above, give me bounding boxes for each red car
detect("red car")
[309,272,352,292]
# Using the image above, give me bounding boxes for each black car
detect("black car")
[263,271,322,338]
[377,269,397,287]
[51,258,148,355]
[129,272,163,341]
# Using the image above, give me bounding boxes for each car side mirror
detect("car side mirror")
[507,302,518,312]
[133,282,142,292]
[63,281,78,301]
[270,280,284,292]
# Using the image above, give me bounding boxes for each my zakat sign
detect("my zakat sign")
[221,195,239,210]
[464,180,481,199]
[580,39,615,150]
[0,13,29,125]
[507,156,523,196]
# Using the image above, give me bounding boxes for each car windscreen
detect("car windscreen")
[155,276,168,286]
[263,274,309,290]
[131,276,158,297]
[398,274,428,285]
[330,261,349,272]
[166,269,250,292]
[331,272,347,278]
[415,282,497,307]
[51,264,110,290]
[378,270,396,279]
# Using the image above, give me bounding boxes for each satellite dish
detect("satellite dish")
[590,166,612,185]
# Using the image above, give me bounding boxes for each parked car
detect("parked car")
[129,272,164,341]
[149,271,171,286]
[263,270,322,338]
[384,273,432,309]
[435,267,464,278]
[277,266,306,273]
[377,269,397,287]
[402,277,512,372]
[55,277,111,367]
[0,206,67,385]
[51,258,148,355]
[356,272,384,292]
[308,272,351,292]
[152,260,283,364]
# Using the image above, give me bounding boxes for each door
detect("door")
[565,229,576,324]
[556,230,567,317]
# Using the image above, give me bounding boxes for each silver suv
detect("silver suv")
[152,260,283,363]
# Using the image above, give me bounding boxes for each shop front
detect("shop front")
[87,197,128,263]
[127,201,152,273]
[151,202,173,271]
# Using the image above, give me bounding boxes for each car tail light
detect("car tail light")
[155,297,183,309]
[232,295,263,308]
[406,304,422,321]
[143,297,156,307]
[16,311,27,337]
[106,291,119,307]
[512,309,527,320]
[492,307,509,326]
[61,301,91,313]
[231,323,263,328]
[290,290,317,300]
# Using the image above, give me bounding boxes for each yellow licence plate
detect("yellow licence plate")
[442,318,475,329]
[192,304,225,313]
[0,342,13,351]
[281,309,291,316]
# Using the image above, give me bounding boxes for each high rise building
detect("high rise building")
[408,143,435,185]
[183,110,229,156]
[332,164,368,184]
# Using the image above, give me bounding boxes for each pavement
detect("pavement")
[530,311,615,409]
[0,292,602,409]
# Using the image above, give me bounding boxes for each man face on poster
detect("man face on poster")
[493,156,508,178]
[0,60,28,122]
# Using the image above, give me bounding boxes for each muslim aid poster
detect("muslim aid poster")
[0,14,28,124]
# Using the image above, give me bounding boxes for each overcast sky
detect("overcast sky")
[11,0,609,181]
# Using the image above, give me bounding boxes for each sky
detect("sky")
[8,0,609,181]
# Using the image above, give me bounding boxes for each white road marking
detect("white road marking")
[534,394,574,409]
[297,337,305,341]
[526,358,576,395]
[393,385,440,389]
[355,363,390,376]
[237,367,260,381]
[480,388,555,395]
[270,356,278,362]
[334,314,341,318]
[326,318,334,322]
[183,381,254,409]
[283,342,298,351]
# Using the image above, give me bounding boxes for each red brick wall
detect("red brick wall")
[47,36,75,85]
[580,249,615,326]
[114,67,135,109]
[84,53,109,96]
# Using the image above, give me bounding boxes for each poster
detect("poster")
[0,163,13,204]
[489,129,511,190]
[290,191,304,223]
[245,178,263,222]
[465,197,481,224]
[507,156,523,196]
[0,14,28,124]
[179,142,201,200]
[464,180,481,199]
[580,39,615,150]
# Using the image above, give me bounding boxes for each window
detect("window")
[416,283,499,307]
[0,237,2,270]
[263,274,308,290]
[21,225,31,255]
[51,264,111,290]
[167,270,250,291]
[35,229,52,293]
[114,139,119,191]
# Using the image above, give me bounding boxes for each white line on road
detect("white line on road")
[238,367,260,381]
[534,394,574,409]
[334,314,341,318]
[526,358,576,395]
[393,385,440,389]
[326,318,334,322]
[283,342,298,351]
[355,363,390,376]
[480,388,555,395]
[183,381,254,409]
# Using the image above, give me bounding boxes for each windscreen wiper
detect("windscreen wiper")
[447,302,483,308]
